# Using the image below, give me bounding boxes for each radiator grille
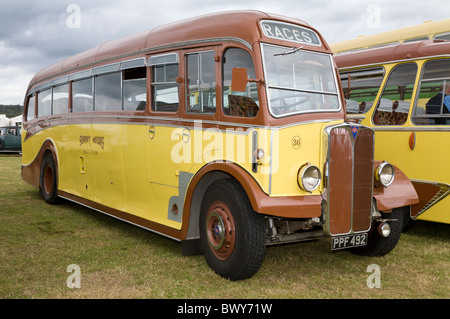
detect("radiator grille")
[327,125,374,235]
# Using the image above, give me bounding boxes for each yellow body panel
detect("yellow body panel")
[417,197,450,223]
[269,120,341,196]
[373,129,450,224]
[22,118,339,230]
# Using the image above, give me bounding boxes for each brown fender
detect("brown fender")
[181,162,322,240]
[373,162,419,212]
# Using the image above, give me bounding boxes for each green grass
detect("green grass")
[0,154,449,299]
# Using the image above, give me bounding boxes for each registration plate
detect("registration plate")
[331,233,368,250]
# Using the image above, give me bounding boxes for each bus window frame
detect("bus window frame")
[52,83,70,115]
[93,71,123,112]
[148,52,181,114]
[371,62,418,126]
[341,66,386,115]
[261,42,342,119]
[177,46,220,123]
[221,46,260,119]
[411,58,450,125]
[185,49,218,115]
[37,87,53,118]
[26,94,36,122]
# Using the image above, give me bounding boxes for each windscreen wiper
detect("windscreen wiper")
[274,46,303,56]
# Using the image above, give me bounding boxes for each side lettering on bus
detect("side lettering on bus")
[260,20,321,46]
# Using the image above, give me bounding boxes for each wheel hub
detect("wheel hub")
[205,201,236,260]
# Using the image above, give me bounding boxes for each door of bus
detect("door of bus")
[146,49,218,229]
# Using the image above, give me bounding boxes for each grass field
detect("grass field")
[1,154,449,299]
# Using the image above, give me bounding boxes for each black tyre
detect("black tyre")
[39,153,59,204]
[200,178,266,281]
[352,206,405,257]
[402,208,416,232]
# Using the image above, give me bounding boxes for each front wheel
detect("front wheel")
[352,206,405,257]
[200,178,266,281]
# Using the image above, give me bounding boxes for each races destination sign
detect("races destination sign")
[260,20,321,46]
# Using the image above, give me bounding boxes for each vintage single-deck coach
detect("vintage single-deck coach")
[22,11,419,280]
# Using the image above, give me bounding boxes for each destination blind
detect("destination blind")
[260,20,321,46]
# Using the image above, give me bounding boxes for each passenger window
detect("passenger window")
[38,88,52,118]
[123,67,147,111]
[373,63,417,126]
[340,68,384,114]
[26,94,35,121]
[95,72,122,111]
[434,33,450,41]
[413,59,450,125]
[149,54,179,112]
[53,84,69,115]
[186,51,216,114]
[222,48,259,117]
[72,78,93,113]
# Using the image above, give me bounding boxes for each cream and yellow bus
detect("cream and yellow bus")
[335,39,450,227]
[22,11,419,280]
[331,18,450,55]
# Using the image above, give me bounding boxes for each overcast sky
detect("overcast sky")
[0,0,448,105]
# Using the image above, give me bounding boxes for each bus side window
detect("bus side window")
[94,72,122,111]
[413,59,450,125]
[26,94,36,121]
[340,68,384,115]
[186,51,216,114]
[123,67,147,111]
[53,84,69,115]
[37,88,52,118]
[373,63,417,126]
[222,48,259,118]
[72,78,93,113]
[149,53,179,113]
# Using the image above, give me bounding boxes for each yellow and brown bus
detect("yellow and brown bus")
[22,11,418,280]
[335,39,450,227]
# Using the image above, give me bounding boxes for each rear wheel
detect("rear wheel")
[200,178,266,281]
[40,153,59,204]
[352,206,405,257]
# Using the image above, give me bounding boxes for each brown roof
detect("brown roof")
[334,39,450,69]
[28,10,327,92]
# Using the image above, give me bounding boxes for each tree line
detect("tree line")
[0,105,24,118]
